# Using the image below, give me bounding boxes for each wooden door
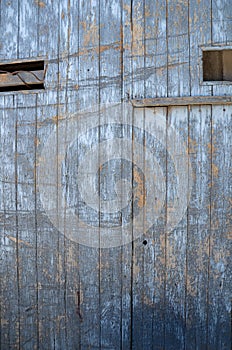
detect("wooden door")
[1,101,231,349]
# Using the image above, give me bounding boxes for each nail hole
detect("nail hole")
[143,240,147,245]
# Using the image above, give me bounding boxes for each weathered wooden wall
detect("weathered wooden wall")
[0,0,231,349]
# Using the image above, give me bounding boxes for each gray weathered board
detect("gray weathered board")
[0,0,231,349]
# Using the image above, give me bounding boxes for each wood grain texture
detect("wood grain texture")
[212,0,232,96]
[131,95,232,107]
[208,105,232,349]
[165,106,188,349]
[99,10,124,339]
[0,95,20,349]
[0,1,231,349]
[131,107,145,350]
[0,70,44,90]
[167,0,190,97]
[186,105,212,349]
[16,95,38,350]
[77,1,101,349]
[189,0,212,96]
[144,0,167,98]
[0,0,19,60]
[131,0,145,99]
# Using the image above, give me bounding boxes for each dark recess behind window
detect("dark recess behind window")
[203,50,232,82]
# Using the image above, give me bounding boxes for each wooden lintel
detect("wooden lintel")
[131,96,232,107]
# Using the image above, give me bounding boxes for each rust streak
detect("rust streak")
[133,168,146,208]
[34,0,46,8]
[5,234,32,247]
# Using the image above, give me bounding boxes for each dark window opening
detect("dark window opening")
[0,60,45,92]
[203,50,232,82]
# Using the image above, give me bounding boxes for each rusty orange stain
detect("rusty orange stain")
[34,0,45,8]
[188,136,198,153]
[34,137,40,147]
[5,234,32,247]
[133,167,146,208]
[123,4,131,15]
[72,42,121,58]
[81,20,100,47]
[212,163,219,178]
[52,115,66,123]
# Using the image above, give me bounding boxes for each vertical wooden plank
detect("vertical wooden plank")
[0,1,20,347]
[131,0,145,99]
[35,1,64,348]
[54,1,72,348]
[0,95,20,349]
[144,0,167,98]
[189,0,212,96]
[123,0,145,99]
[99,0,122,103]
[61,1,82,349]
[0,0,19,60]
[37,0,60,95]
[18,0,38,58]
[122,5,147,342]
[121,103,133,350]
[212,0,232,96]
[130,107,145,349]
[144,107,167,349]
[121,7,134,347]
[212,0,232,45]
[78,1,101,348]
[167,0,190,96]
[37,0,60,59]
[78,0,100,109]
[122,0,133,100]
[16,98,38,350]
[98,110,122,348]
[165,106,189,349]
[35,4,62,346]
[186,105,212,349]
[64,0,80,108]
[99,248,123,349]
[208,105,232,349]
[36,102,65,350]
[98,2,123,349]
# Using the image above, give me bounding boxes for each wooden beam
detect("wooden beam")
[0,70,44,89]
[131,95,232,107]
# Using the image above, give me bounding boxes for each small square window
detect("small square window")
[203,49,232,82]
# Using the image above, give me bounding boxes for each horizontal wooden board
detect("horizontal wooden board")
[131,95,232,107]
